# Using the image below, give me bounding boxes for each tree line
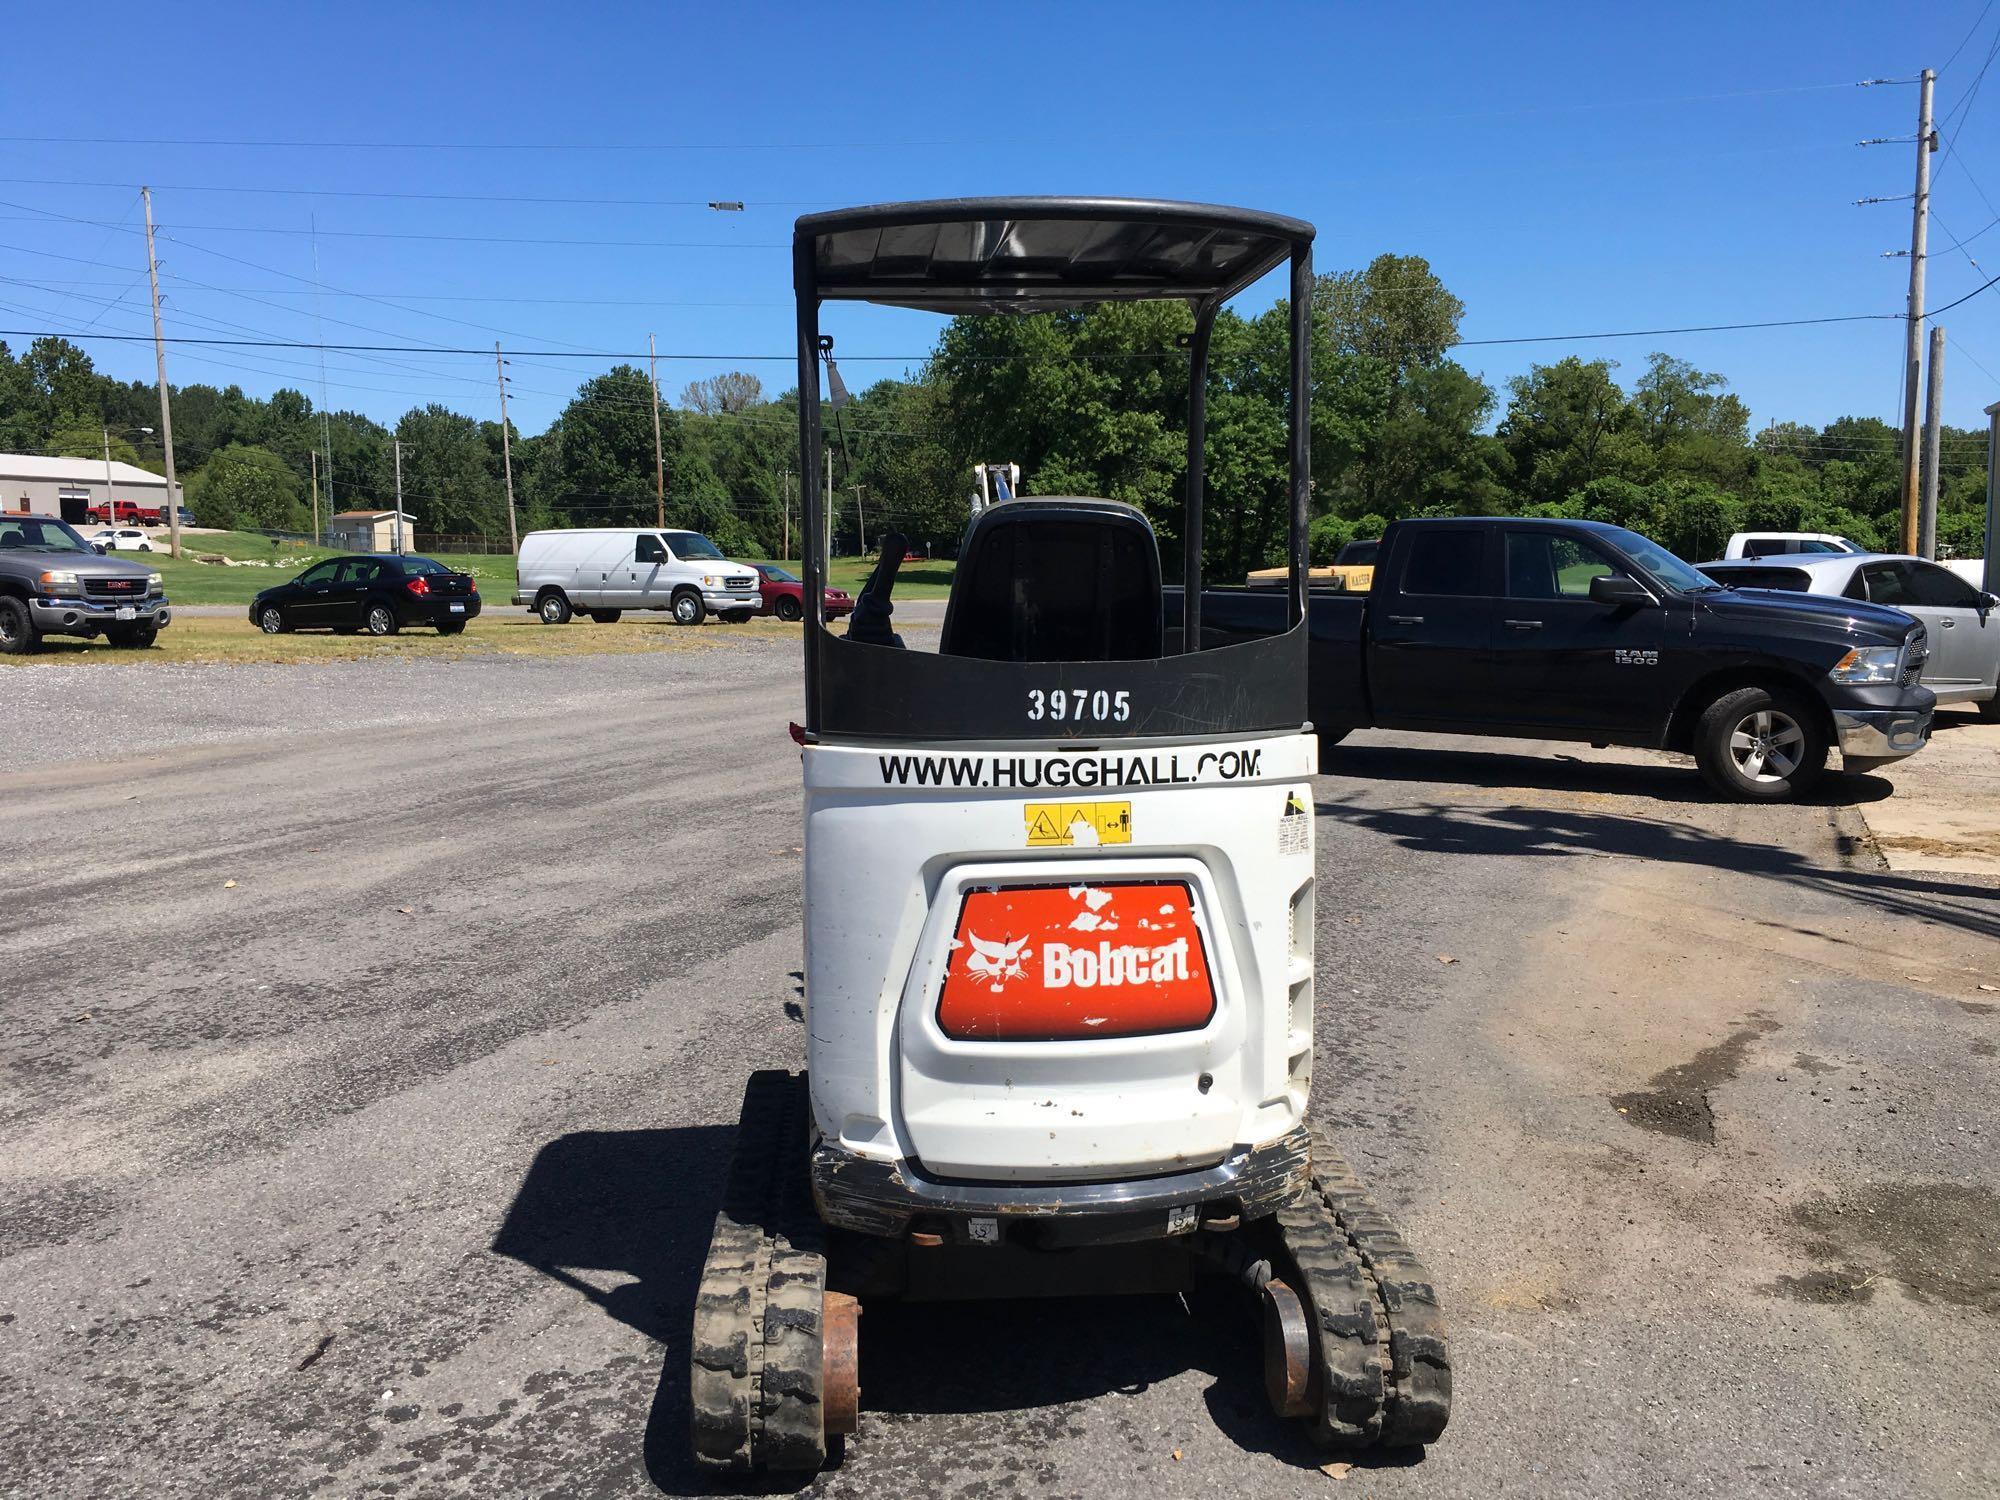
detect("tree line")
[1,253,1988,569]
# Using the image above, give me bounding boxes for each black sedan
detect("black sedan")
[249,555,481,636]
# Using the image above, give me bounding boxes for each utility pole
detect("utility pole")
[1899,68,1937,553]
[310,449,320,541]
[495,343,519,555]
[1919,325,1945,560]
[393,439,405,555]
[854,484,867,554]
[141,187,182,559]
[648,333,666,530]
[1985,399,2000,595]
[101,425,117,530]
[823,446,833,560]
[781,467,792,560]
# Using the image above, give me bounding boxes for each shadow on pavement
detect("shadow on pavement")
[492,1125,754,1494]
[1321,742,1895,807]
[494,1128,1419,1492]
[1316,791,2000,941]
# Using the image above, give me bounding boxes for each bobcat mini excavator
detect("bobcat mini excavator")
[691,198,1452,1473]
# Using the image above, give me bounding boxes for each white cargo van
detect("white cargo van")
[513,528,762,626]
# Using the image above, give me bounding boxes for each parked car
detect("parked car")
[0,514,171,653]
[1696,552,1999,720]
[1723,531,1863,559]
[747,562,853,622]
[513,528,761,625]
[249,554,480,636]
[90,527,156,553]
[1172,516,1936,801]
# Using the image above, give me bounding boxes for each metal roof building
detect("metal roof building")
[0,453,185,523]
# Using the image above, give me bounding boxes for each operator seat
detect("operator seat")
[940,497,1163,663]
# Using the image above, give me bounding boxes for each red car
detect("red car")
[750,562,853,622]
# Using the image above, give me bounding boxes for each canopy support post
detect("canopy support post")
[1288,245,1313,633]
[795,235,825,732]
[1183,302,1216,653]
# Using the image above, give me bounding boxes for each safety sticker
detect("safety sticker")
[1024,800,1132,847]
[1278,789,1311,856]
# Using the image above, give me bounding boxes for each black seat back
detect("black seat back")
[940,498,1163,662]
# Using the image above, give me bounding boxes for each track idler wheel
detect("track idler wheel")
[822,1290,861,1438]
[691,1071,856,1474]
[1266,1129,1454,1451]
[1260,1278,1314,1419]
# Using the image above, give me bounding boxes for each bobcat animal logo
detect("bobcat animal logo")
[965,932,1031,991]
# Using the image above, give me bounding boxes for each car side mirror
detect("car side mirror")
[1588,573,1655,608]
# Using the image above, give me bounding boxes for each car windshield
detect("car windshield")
[760,565,800,583]
[0,516,92,554]
[1601,527,1720,593]
[663,530,724,560]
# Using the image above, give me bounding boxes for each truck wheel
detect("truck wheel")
[365,603,398,637]
[1976,696,2000,723]
[775,597,802,623]
[259,605,288,635]
[1694,686,1826,802]
[588,609,623,624]
[672,590,706,627]
[436,622,466,636]
[537,591,572,625]
[0,596,39,655]
[107,624,159,649]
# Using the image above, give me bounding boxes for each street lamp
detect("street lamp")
[101,424,154,536]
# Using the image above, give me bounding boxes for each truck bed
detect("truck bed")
[1165,586,1370,736]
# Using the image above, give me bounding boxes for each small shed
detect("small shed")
[327,510,417,553]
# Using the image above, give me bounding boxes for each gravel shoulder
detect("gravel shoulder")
[1,652,1995,1499]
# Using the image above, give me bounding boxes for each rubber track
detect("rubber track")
[690,1070,828,1473]
[1275,1128,1453,1449]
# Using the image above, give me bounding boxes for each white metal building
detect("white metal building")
[0,453,184,523]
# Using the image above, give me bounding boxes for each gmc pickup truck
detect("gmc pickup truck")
[0,513,173,652]
[1173,516,1935,801]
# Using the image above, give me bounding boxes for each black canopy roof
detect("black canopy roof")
[796,197,1314,314]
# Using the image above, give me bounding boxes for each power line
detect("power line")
[1943,1,1998,73]
[0,214,788,250]
[1452,313,1902,347]
[0,80,1874,153]
[1924,266,2000,314]
[0,177,826,209]
[0,309,1911,363]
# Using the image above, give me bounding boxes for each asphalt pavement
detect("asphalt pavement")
[2,637,1996,1499]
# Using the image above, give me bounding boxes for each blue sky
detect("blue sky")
[3,1,1997,440]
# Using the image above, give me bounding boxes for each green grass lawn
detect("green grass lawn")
[0,610,793,667]
[147,531,957,607]
[150,533,518,606]
[771,557,957,598]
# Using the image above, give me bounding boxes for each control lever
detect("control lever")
[845,531,908,649]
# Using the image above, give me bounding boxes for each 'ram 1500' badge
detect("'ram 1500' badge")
[1613,649,1660,666]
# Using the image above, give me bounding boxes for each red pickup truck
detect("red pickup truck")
[83,499,162,526]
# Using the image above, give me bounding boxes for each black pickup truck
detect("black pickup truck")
[1173,516,1935,801]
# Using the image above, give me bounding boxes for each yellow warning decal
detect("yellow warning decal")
[1024,800,1132,847]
